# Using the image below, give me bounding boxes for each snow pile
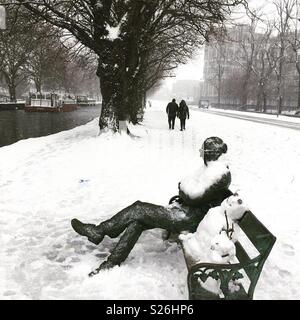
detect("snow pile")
[179,161,229,199]
[180,194,249,297]
[210,233,236,264]
[106,24,120,40]
[105,14,127,41]
[209,107,300,124]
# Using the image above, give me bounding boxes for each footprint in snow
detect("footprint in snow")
[70,257,81,263]
[85,244,98,250]
[67,239,85,246]
[3,291,16,297]
[44,251,58,261]
[285,251,295,256]
[278,269,291,277]
[281,243,295,256]
[282,243,294,250]
[94,252,109,259]
[52,244,63,249]
[74,248,88,255]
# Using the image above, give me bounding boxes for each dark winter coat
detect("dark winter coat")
[166,101,178,117]
[178,169,231,209]
[178,101,190,119]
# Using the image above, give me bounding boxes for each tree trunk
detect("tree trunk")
[2,72,17,102]
[143,91,146,109]
[277,81,283,115]
[128,83,145,124]
[97,54,127,132]
[217,64,222,108]
[217,86,221,108]
[297,69,300,110]
[129,94,140,124]
[262,92,267,113]
[241,79,249,109]
[277,55,284,116]
[256,89,262,112]
[98,75,120,132]
[96,35,143,131]
[278,96,282,115]
[256,95,261,112]
[8,82,17,102]
[256,81,265,112]
[34,79,42,93]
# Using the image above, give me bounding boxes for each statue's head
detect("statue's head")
[200,136,227,165]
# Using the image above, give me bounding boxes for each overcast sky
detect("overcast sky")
[173,49,204,81]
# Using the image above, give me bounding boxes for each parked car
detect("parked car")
[198,99,209,109]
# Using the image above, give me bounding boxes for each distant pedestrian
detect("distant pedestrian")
[178,100,190,131]
[166,98,178,130]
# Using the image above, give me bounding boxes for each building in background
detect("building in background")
[200,23,300,113]
[200,24,253,107]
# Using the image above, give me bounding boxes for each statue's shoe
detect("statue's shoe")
[71,219,104,245]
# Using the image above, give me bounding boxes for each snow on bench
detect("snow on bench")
[178,194,276,300]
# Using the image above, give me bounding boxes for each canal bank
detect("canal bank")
[0,104,101,147]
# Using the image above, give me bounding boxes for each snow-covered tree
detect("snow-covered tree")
[0,7,40,101]
[14,0,245,132]
[283,0,300,110]
[25,26,68,93]
[272,0,297,114]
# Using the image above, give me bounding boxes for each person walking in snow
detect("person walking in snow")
[166,98,178,130]
[178,100,190,131]
[71,137,231,276]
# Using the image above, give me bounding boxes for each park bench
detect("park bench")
[168,196,276,300]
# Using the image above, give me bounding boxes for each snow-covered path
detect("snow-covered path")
[1,100,300,299]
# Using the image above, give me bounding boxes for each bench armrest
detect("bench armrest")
[187,257,261,299]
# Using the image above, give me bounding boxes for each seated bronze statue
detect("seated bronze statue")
[71,136,232,276]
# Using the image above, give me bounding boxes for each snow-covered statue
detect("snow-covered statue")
[71,137,233,276]
[209,232,236,264]
[179,194,249,297]
[180,193,249,262]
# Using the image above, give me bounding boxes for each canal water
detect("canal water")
[0,105,101,147]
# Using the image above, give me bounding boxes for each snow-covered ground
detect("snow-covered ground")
[207,107,300,124]
[0,100,299,300]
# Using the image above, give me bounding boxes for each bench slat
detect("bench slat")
[235,241,259,280]
[235,241,251,264]
[238,211,276,254]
